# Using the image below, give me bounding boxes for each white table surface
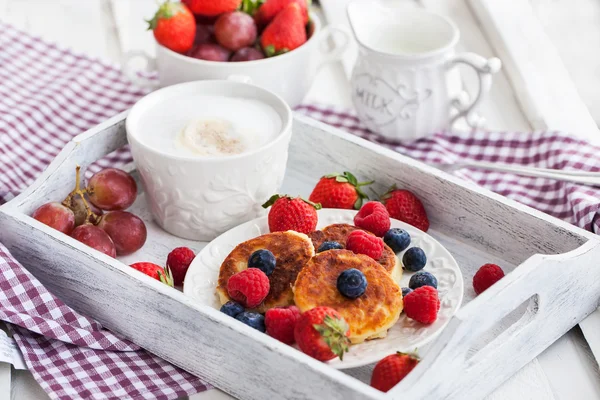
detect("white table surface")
[1,1,600,399]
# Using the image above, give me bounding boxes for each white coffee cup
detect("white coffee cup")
[122,13,348,108]
[126,80,292,241]
[347,2,501,141]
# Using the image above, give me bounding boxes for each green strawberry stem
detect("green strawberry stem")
[380,184,399,201]
[158,266,175,287]
[313,314,350,360]
[324,172,374,209]
[262,194,322,210]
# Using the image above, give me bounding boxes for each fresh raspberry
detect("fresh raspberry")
[294,307,350,361]
[227,269,270,308]
[473,263,504,294]
[309,172,373,210]
[130,262,174,287]
[371,352,420,392]
[354,201,391,237]
[262,194,320,234]
[166,247,196,286]
[403,286,440,324]
[265,306,301,345]
[381,186,429,232]
[346,230,384,260]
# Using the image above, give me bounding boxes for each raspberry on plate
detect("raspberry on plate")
[265,306,301,345]
[473,263,504,294]
[346,230,384,260]
[402,247,427,272]
[408,271,437,289]
[167,246,195,286]
[262,194,321,234]
[294,306,350,361]
[227,268,270,308]
[354,201,390,237]
[404,286,440,324]
[371,352,420,392]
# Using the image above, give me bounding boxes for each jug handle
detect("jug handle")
[122,50,159,89]
[446,53,501,129]
[315,26,350,70]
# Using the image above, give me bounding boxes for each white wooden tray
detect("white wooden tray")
[1,112,600,400]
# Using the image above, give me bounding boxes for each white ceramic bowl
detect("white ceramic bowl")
[126,80,293,241]
[123,13,348,107]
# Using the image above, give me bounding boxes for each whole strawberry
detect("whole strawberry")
[354,201,391,237]
[183,0,241,17]
[147,1,196,54]
[166,247,196,286]
[381,186,429,232]
[309,172,373,210]
[403,286,440,324]
[294,307,350,361]
[262,194,321,234]
[260,2,307,56]
[473,263,504,294]
[265,305,301,345]
[130,262,174,287]
[227,268,270,308]
[255,0,309,28]
[371,352,420,392]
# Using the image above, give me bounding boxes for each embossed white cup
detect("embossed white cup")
[347,2,501,141]
[126,80,292,241]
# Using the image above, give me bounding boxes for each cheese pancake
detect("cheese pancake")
[293,250,403,344]
[308,224,401,282]
[216,231,314,313]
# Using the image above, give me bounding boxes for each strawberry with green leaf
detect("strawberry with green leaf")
[260,2,307,57]
[147,1,196,54]
[309,171,373,210]
[294,307,350,361]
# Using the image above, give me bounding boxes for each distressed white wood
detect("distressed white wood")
[467,0,600,143]
[1,113,600,400]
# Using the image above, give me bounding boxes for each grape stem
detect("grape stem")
[62,165,100,224]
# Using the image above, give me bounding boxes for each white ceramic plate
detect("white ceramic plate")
[184,209,464,369]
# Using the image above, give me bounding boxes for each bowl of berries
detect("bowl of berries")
[123,0,349,107]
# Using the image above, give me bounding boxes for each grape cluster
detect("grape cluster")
[32,166,147,257]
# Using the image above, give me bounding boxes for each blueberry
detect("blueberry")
[409,271,438,289]
[402,247,427,272]
[220,301,244,318]
[248,249,276,276]
[383,228,411,254]
[337,268,368,299]
[318,241,344,253]
[235,311,266,332]
[401,287,413,297]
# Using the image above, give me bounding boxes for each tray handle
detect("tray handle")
[389,239,600,400]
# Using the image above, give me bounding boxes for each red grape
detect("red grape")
[32,202,75,234]
[66,194,103,226]
[187,43,231,61]
[98,211,147,255]
[214,11,257,51]
[194,24,214,44]
[231,47,265,62]
[87,168,137,211]
[71,224,116,257]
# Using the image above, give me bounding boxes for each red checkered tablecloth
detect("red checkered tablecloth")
[2,19,600,400]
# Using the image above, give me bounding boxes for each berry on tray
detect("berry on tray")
[337,268,367,299]
[346,230,384,260]
[383,228,411,254]
[265,305,301,344]
[167,247,196,286]
[402,247,427,272]
[214,11,257,51]
[262,194,321,234]
[309,171,373,210]
[354,201,390,237]
[227,268,270,308]
[255,0,309,28]
[130,262,174,287]
[260,3,307,56]
[235,311,266,332]
[220,301,245,318]
[248,249,276,276]
[32,202,75,235]
[147,1,196,54]
[317,241,343,253]
[230,47,265,61]
[98,211,147,256]
[294,306,350,361]
[401,287,413,298]
[409,271,438,290]
[403,286,440,324]
[71,224,116,258]
[87,168,137,211]
[187,43,231,61]
[183,0,241,17]
[473,263,504,294]
[370,352,420,392]
[381,186,430,232]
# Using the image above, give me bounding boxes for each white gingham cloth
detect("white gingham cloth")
[2,18,600,400]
